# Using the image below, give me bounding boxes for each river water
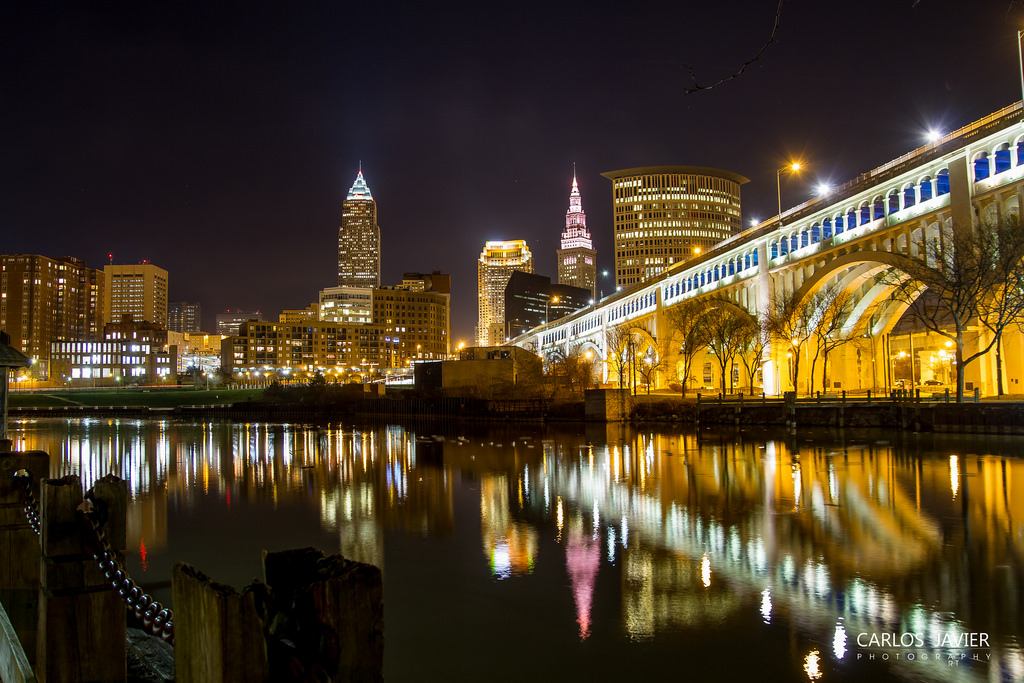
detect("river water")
[8,418,1024,682]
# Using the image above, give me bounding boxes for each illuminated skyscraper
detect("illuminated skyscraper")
[104,262,168,327]
[338,169,380,288]
[557,171,596,298]
[476,240,533,347]
[602,166,747,289]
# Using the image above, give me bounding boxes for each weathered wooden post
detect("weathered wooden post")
[0,330,32,453]
[0,450,47,677]
[172,563,270,683]
[264,548,383,683]
[173,548,383,683]
[38,475,126,682]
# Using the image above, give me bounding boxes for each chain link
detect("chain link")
[78,497,175,644]
[13,471,41,536]
[11,471,174,644]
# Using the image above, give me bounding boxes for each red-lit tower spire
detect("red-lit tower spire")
[557,166,597,298]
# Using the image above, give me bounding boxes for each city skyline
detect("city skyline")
[3,2,1023,343]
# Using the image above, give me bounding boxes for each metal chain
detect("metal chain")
[78,497,175,644]
[13,471,41,536]
[11,471,174,644]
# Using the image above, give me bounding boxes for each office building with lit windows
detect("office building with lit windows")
[556,172,596,298]
[216,310,264,336]
[50,317,178,386]
[0,254,105,377]
[602,166,747,289]
[372,273,450,364]
[168,301,202,333]
[476,240,533,347]
[504,271,591,340]
[225,272,452,376]
[319,273,451,363]
[104,262,169,327]
[338,169,381,288]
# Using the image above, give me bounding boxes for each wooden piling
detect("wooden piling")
[171,563,270,683]
[0,451,47,667]
[38,475,126,682]
[264,548,384,683]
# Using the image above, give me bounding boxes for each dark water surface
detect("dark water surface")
[10,418,1024,682]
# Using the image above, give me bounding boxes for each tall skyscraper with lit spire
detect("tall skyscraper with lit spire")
[338,168,380,288]
[556,170,596,298]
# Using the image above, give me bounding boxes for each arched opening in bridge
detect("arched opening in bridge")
[936,169,950,195]
[995,143,1012,174]
[973,152,990,181]
[902,183,915,209]
[888,189,900,215]
[919,176,933,202]
[873,195,885,220]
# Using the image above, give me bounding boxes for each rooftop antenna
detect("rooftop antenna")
[108,253,113,265]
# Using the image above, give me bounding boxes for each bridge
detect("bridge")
[513,102,1024,396]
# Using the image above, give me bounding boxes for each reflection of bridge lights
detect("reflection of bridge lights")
[793,464,802,510]
[491,539,511,580]
[701,553,711,588]
[607,526,617,563]
[556,497,564,537]
[592,500,600,539]
[621,515,629,548]
[950,455,959,499]
[760,589,772,624]
[804,650,822,680]
[833,621,847,660]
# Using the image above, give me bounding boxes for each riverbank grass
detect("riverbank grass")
[9,387,264,409]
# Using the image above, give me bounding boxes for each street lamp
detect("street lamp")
[546,295,560,324]
[777,162,803,220]
[1018,29,1024,105]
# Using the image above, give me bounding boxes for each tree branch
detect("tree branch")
[683,0,784,95]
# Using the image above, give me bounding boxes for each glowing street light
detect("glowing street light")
[546,295,560,324]
[815,182,832,196]
[777,162,803,221]
[925,128,943,143]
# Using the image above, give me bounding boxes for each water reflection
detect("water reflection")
[10,418,1024,681]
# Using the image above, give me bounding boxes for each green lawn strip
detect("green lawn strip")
[10,387,264,409]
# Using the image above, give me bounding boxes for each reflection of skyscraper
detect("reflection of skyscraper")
[565,519,600,640]
[480,474,537,579]
[476,240,533,347]
[557,171,596,298]
[338,169,380,288]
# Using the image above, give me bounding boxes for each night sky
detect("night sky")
[3,1,1023,343]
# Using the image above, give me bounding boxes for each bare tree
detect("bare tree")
[547,344,597,399]
[736,317,767,394]
[662,298,710,397]
[606,323,645,394]
[767,286,816,395]
[703,302,754,395]
[634,341,664,395]
[886,218,1024,402]
[806,286,854,394]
